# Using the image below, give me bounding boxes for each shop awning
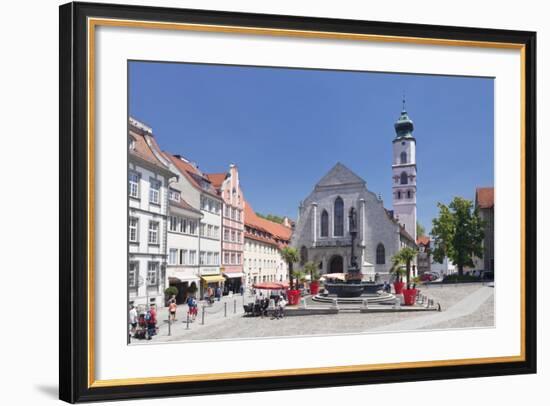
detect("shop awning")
[168,269,200,283]
[201,275,226,283]
[223,272,244,278]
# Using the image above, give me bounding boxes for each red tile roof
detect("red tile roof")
[129,125,172,173]
[243,200,292,245]
[476,187,494,209]
[206,173,227,189]
[164,152,220,198]
[417,235,430,246]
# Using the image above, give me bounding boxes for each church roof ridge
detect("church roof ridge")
[314,162,366,190]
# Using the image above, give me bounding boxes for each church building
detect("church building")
[291,106,418,282]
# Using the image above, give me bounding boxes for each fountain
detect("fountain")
[319,208,390,302]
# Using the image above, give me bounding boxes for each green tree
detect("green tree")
[391,247,418,286]
[281,246,300,290]
[417,222,426,237]
[303,261,320,282]
[431,197,485,276]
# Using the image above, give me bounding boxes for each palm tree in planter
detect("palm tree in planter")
[391,247,418,305]
[281,246,300,305]
[303,261,321,295]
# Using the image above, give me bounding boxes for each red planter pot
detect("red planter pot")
[402,288,418,306]
[310,281,320,295]
[393,281,405,295]
[287,289,301,305]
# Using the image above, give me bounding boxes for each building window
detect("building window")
[169,249,177,265]
[189,250,196,265]
[207,252,213,265]
[397,191,402,199]
[224,252,230,264]
[231,230,236,242]
[129,171,140,198]
[200,251,205,265]
[231,253,236,265]
[214,252,219,265]
[400,151,407,164]
[189,220,197,235]
[400,172,408,185]
[407,190,412,199]
[149,178,161,204]
[148,221,159,244]
[168,188,180,201]
[224,229,230,241]
[200,223,205,236]
[321,210,329,237]
[334,196,344,237]
[180,249,188,265]
[237,253,241,264]
[129,217,139,242]
[147,262,159,286]
[129,262,138,287]
[207,224,213,237]
[169,216,178,232]
[376,243,385,265]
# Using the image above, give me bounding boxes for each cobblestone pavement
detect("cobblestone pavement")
[133,283,494,343]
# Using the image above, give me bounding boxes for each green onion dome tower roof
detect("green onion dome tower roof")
[394,98,415,140]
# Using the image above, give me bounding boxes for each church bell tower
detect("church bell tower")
[392,99,417,242]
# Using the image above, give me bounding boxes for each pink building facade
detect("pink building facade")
[207,164,245,294]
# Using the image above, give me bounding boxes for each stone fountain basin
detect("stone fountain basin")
[324,282,384,297]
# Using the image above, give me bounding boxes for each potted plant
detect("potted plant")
[391,247,418,305]
[281,246,300,305]
[403,276,421,305]
[392,247,417,294]
[303,261,321,295]
[390,267,406,294]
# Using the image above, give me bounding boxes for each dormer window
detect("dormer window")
[128,136,137,151]
[168,188,180,202]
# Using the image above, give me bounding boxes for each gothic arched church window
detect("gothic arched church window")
[400,171,408,184]
[376,243,385,264]
[400,151,407,164]
[334,197,344,236]
[321,210,329,237]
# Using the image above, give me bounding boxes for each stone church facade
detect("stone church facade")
[291,107,417,282]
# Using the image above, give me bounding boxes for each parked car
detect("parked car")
[420,272,439,282]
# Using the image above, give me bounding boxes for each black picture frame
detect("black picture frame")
[59,1,537,403]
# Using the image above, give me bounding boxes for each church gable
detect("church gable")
[315,162,366,190]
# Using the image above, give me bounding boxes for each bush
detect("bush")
[164,286,178,297]
[442,274,480,283]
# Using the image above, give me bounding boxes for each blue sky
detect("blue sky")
[129,61,494,233]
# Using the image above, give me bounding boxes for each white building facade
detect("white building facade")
[165,153,224,299]
[166,188,203,304]
[243,201,291,288]
[128,118,177,307]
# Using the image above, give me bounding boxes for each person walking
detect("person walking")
[277,295,286,319]
[215,286,222,301]
[146,304,157,340]
[168,299,177,322]
[129,305,138,337]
